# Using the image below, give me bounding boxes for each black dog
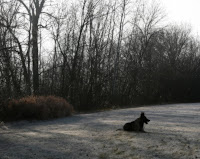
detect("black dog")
[123,112,150,132]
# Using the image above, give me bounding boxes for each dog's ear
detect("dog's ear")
[141,112,145,117]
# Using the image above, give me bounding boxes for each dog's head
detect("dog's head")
[140,112,150,124]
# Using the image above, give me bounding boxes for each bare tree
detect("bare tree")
[0,0,31,95]
[17,0,46,95]
[1,0,200,110]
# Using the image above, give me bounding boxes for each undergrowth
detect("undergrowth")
[2,96,74,121]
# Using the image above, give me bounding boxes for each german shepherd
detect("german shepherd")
[123,112,150,132]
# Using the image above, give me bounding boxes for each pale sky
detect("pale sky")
[160,0,200,35]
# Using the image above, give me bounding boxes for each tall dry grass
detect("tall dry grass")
[4,96,74,121]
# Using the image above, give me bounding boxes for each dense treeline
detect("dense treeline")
[1,0,200,111]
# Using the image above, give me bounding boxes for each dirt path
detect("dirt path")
[0,103,200,159]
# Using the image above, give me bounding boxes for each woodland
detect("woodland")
[1,0,200,111]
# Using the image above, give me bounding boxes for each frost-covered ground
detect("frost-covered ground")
[0,103,200,159]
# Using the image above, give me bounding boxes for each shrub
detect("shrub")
[4,96,74,121]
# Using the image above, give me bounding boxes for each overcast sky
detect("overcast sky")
[160,0,200,35]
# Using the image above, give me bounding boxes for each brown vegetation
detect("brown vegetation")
[2,96,74,121]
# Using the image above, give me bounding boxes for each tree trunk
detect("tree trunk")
[32,20,39,95]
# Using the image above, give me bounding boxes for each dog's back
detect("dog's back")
[123,118,140,131]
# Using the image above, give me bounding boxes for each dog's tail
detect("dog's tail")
[116,128,123,131]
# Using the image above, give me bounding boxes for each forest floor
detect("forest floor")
[0,103,200,159]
